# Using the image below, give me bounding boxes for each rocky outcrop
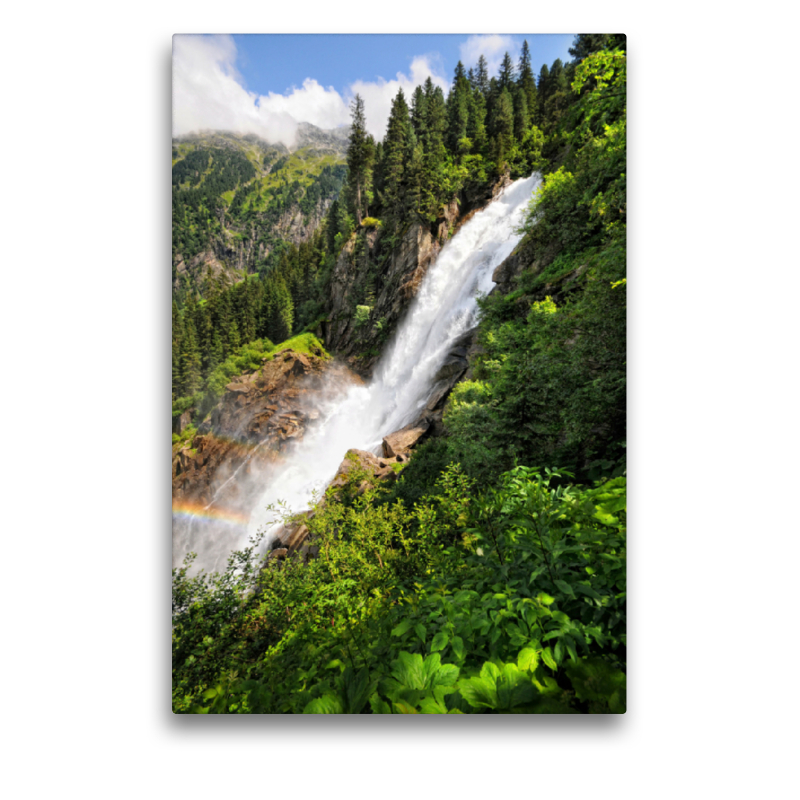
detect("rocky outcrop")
[490,232,590,307]
[172,350,363,511]
[322,174,513,376]
[490,234,563,296]
[329,448,410,493]
[382,420,430,458]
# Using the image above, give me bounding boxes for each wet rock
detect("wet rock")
[382,419,430,458]
[434,354,468,382]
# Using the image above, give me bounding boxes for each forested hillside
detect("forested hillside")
[171,125,348,302]
[172,34,627,714]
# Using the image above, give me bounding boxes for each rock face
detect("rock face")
[322,173,513,376]
[490,231,590,307]
[172,350,363,512]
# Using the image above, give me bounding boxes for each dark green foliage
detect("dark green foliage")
[569,33,627,62]
[518,40,538,125]
[498,51,516,91]
[173,465,626,714]
[172,147,256,261]
[346,94,374,225]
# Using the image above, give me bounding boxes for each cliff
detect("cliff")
[322,174,513,375]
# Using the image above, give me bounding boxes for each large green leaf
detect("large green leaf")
[303,693,344,714]
[517,647,540,672]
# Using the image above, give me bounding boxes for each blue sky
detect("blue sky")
[172,33,576,146]
[232,34,575,96]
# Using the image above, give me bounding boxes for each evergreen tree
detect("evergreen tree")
[410,86,428,141]
[447,61,471,154]
[492,88,515,171]
[517,40,538,125]
[568,33,626,62]
[405,135,425,216]
[227,318,241,353]
[172,301,183,400]
[382,89,412,220]
[537,63,550,122]
[498,52,516,91]
[346,94,373,225]
[209,329,224,373]
[467,86,488,155]
[179,309,203,397]
[513,86,529,142]
[475,55,490,96]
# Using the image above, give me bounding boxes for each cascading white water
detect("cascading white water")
[174,173,540,575]
[245,173,541,544]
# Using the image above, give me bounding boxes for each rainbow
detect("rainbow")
[172,499,250,527]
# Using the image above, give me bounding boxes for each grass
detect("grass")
[267,332,330,360]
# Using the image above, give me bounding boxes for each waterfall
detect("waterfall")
[173,173,540,575]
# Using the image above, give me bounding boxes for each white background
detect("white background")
[1,2,798,797]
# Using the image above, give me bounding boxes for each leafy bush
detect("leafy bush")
[173,465,626,714]
[353,305,372,328]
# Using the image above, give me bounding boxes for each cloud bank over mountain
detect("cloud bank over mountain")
[172,35,449,146]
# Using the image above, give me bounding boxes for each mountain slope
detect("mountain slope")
[172,126,348,299]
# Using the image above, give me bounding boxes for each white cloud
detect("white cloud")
[172,35,450,146]
[459,34,519,77]
[173,35,298,146]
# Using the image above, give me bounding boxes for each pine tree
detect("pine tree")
[410,86,428,141]
[227,318,241,353]
[537,63,550,123]
[475,55,490,96]
[447,61,471,154]
[179,311,203,397]
[405,135,425,216]
[346,94,373,225]
[382,89,412,220]
[467,86,488,155]
[517,40,538,125]
[513,86,529,142]
[172,301,184,400]
[498,52,516,91]
[492,89,515,172]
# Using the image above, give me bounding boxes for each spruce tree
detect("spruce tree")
[346,94,372,225]
[498,52,516,91]
[492,89,515,172]
[513,86,529,142]
[537,63,550,123]
[172,301,183,401]
[447,61,471,154]
[410,86,428,141]
[517,40,538,125]
[179,313,203,397]
[475,55,490,96]
[382,89,412,221]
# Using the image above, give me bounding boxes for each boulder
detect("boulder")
[382,419,430,458]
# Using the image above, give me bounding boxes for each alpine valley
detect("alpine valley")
[172,35,627,714]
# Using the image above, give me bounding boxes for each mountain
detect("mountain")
[171,125,349,298]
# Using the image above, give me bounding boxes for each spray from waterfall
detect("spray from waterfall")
[173,173,541,575]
